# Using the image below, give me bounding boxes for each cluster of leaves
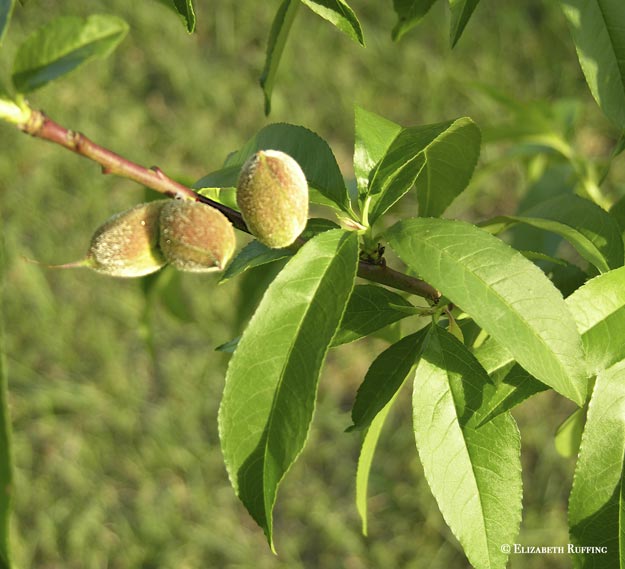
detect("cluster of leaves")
[1,1,625,569]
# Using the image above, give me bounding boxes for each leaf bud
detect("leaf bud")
[159,200,235,272]
[236,150,308,248]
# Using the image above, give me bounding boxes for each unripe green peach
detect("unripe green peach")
[86,200,167,277]
[236,150,308,248]
[159,200,235,272]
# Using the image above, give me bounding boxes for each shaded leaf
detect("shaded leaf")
[392,0,439,42]
[355,393,397,536]
[569,361,625,566]
[348,327,429,431]
[353,106,401,196]
[218,230,358,549]
[560,0,625,129]
[449,0,479,47]
[205,123,351,214]
[220,240,292,283]
[0,229,12,569]
[413,326,521,569]
[12,14,129,93]
[477,364,548,426]
[480,194,624,273]
[215,336,240,354]
[260,0,300,116]
[153,0,196,32]
[233,259,289,334]
[300,0,364,45]
[0,0,14,46]
[332,284,415,346]
[387,218,588,405]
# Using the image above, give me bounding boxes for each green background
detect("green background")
[0,1,622,567]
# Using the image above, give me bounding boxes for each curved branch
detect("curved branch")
[17,110,440,302]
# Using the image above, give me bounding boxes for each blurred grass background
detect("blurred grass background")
[0,1,623,568]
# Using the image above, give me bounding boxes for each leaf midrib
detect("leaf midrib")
[259,233,355,527]
[410,227,583,400]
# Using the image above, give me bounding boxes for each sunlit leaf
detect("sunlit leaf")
[387,218,588,405]
[368,118,480,223]
[569,361,625,566]
[560,0,625,129]
[300,0,364,45]
[413,326,521,569]
[353,106,401,196]
[218,230,358,549]
[554,406,585,458]
[12,14,129,93]
[566,265,625,374]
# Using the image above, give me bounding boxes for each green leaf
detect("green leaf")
[554,406,586,458]
[475,267,625,423]
[260,0,300,116]
[215,123,352,214]
[220,240,292,283]
[480,194,624,273]
[569,361,625,566]
[413,326,522,569]
[12,14,129,93]
[355,393,398,536]
[449,0,480,47]
[154,268,194,323]
[196,187,238,210]
[348,327,429,431]
[368,117,480,224]
[610,194,625,242]
[472,336,515,379]
[194,166,241,191]
[153,0,196,33]
[215,336,240,354]
[216,281,413,355]
[387,218,588,405]
[0,90,30,125]
[300,0,364,45]
[477,364,548,426]
[353,106,401,196]
[234,260,289,333]
[560,0,625,129]
[472,338,547,424]
[218,230,358,549]
[331,284,415,346]
[566,265,625,374]
[0,229,12,569]
[392,0,439,42]
[0,0,14,46]
[218,219,340,284]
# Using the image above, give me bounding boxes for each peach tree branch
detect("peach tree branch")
[16,109,440,302]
